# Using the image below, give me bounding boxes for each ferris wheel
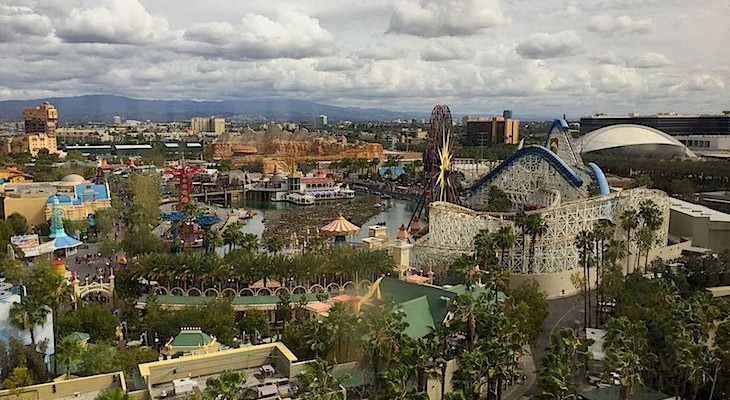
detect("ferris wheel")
[426,105,459,203]
[409,105,460,231]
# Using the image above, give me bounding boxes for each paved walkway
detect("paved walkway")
[503,346,536,400]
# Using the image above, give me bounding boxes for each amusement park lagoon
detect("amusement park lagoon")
[233,194,418,244]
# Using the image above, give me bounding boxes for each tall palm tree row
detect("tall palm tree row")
[130,247,395,292]
[574,229,594,329]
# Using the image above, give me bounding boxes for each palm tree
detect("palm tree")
[603,317,651,400]
[450,291,487,352]
[302,320,335,359]
[404,337,441,393]
[9,296,48,345]
[297,358,349,400]
[240,233,259,253]
[203,229,223,254]
[592,220,614,325]
[514,210,529,272]
[575,230,594,330]
[454,350,492,400]
[526,214,548,273]
[203,370,256,400]
[620,208,639,272]
[56,338,84,378]
[638,200,664,270]
[493,226,517,269]
[222,224,240,253]
[363,306,408,376]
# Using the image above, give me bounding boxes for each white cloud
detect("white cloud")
[0,0,727,116]
[421,39,469,61]
[593,65,646,93]
[179,11,334,59]
[56,0,168,44]
[516,30,583,59]
[626,52,669,68]
[592,51,669,68]
[587,14,653,36]
[670,74,725,92]
[0,6,53,43]
[591,51,621,65]
[387,0,505,37]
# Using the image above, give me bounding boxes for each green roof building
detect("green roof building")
[162,327,220,356]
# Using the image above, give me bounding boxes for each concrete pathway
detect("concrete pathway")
[503,346,536,400]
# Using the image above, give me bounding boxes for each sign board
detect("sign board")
[10,234,39,250]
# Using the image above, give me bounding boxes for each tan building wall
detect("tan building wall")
[138,342,297,389]
[4,195,49,225]
[26,133,57,156]
[0,372,125,400]
[669,198,730,253]
[22,102,58,156]
[191,117,224,134]
[44,199,112,222]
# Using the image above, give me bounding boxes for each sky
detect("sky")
[1,0,729,118]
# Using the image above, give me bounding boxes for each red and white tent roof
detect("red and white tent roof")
[321,215,360,234]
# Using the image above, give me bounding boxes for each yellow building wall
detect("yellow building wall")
[139,343,297,387]
[0,372,125,400]
[44,200,112,222]
[27,134,57,156]
[4,195,49,225]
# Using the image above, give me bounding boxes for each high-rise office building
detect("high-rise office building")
[464,115,520,146]
[190,116,225,134]
[112,116,122,125]
[316,115,328,129]
[22,102,58,156]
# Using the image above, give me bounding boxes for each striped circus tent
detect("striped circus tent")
[321,215,360,244]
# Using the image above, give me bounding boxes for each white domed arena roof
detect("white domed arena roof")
[61,173,86,183]
[576,124,697,158]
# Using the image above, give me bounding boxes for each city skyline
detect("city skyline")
[1,0,728,117]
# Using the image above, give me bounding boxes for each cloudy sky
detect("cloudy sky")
[1,0,728,118]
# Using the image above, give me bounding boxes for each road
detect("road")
[505,294,585,400]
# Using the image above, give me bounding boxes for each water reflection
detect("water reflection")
[232,195,417,243]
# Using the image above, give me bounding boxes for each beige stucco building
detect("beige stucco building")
[22,102,58,156]
[669,198,730,253]
[1,174,111,225]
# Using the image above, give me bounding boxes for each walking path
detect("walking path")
[504,346,536,400]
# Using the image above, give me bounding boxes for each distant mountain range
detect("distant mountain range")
[0,94,430,123]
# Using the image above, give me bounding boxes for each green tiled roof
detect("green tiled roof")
[397,296,435,339]
[63,331,90,343]
[138,293,324,306]
[579,386,669,400]
[445,284,506,301]
[170,330,214,347]
[377,276,456,330]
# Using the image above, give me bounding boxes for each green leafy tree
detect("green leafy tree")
[56,338,85,378]
[79,344,117,376]
[537,327,591,400]
[487,186,512,212]
[2,366,33,398]
[296,358,349,400]
[94,388,130,400]
[507,280,548,344]
[203,370,256,400]
[6,213,28,236]
[603,317,651,400]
